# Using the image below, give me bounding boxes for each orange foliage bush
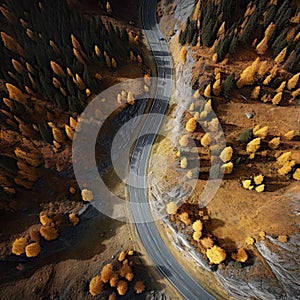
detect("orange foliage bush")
[25,242,41,257]
[11,237,27,255]
[89,275,103,296]
[40,225,58,241]
[100,263,114,283]
[117,280,128,296]
[134,280,145,294]
[109,273,119,287]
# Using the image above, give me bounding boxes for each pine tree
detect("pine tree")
[38,123,53,143]
[275,0,291,33]
[264,5,276,28]
[229,34,238,54]
[191,33,198,46]
[214,33,232,62]
[271,28,288,56]
[0,154,18,175]
[179,30,187,45]
[239,12,258,45]
[222,72,235,101]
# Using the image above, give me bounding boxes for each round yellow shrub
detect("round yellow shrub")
[40,225,58,241]
[206,245,226,264]
[192,220,203,232]
[11,237,27,255]
[166,201,178,215]
[117,280,128,296]
[100,263,113,283]
[89,275,103,296]
[25,242,41,258]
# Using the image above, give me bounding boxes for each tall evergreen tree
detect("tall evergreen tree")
[222,72,236,101]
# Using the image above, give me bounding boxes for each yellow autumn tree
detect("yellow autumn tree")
[166,201,178,214]
[285,130,296,140]
[213,79,222,96]
[256,37,268,55]
[274,47,287,64]
[95,45,101,57]
[109,273,119,287]
[52,127,64,143]
[246,137,261,153]
[50,61,66,77]
[268,137,280,149]
[201,133,210,147]
[192,220,203,232]
[253,125,268,139]
[179,135,189,147]
[180,157,188,169]
[257,60,269,79]
[256,23,275,55]
[212,53,218,63]
[193,231,202,241]
[74,73,86,90]
[185,117,197,132]
[232,248,248,262]
[65,125,74,140]
[25,242,41,258]
[69,213,79,226]
[287,72,299,90]
[179,212,191,225]
[237,58,260,88]
[219,146,233,162]
[251,86,260,99]
[117,280,128,296]
[52,77,60,88]
[221,162,233,174]
[276,81,286,93]
[111,57,117,68]
[217,21,225,38]
[263,75,273,86]
[11,237,27,255]
[106,1,112,13]
[89,275,103,296]
[260,94,271,103]
[271,92,283,105]
[277,151,292,165]
[40,225,58,241]
[71,34,82,50]
[104,52,111,68]
[203,84,211,97]
[100,263,114,283]
[12,59,25,73]
[180,46,187,64]
[6,83,29,102]
[192,0,201,20]
[206,245,226,264]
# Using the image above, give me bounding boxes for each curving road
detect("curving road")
[128,0,215,299]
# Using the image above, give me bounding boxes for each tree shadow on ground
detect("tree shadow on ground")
[0,206,122,284]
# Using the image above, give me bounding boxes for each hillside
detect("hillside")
[0,0,169,299]
[153,0,300,299]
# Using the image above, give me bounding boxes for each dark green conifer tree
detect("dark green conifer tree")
[222,72,235,101]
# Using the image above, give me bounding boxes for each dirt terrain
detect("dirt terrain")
[151,0,300,299]
[0,0,175,298]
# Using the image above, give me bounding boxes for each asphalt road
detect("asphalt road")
[128,0,216,299]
